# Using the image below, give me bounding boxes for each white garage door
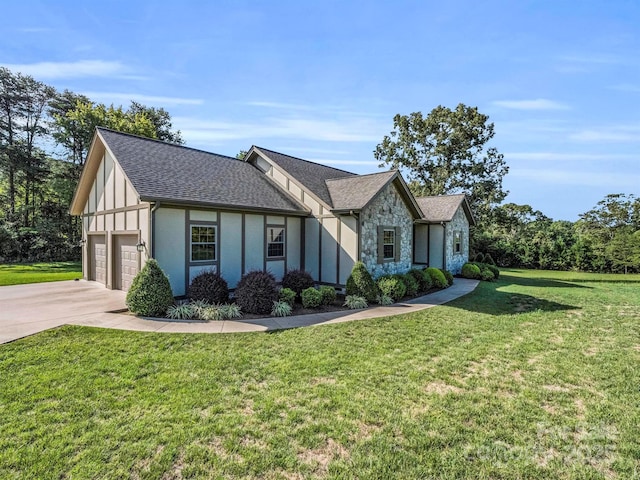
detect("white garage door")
[90,235,107,284]
[114,235,139,291]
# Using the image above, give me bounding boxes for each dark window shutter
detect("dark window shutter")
[394,226,401,261]
[377,225,384,264]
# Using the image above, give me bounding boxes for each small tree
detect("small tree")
[126,259,174,316]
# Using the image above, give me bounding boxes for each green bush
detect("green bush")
[421,270,433,290]
[271,300,292,317]
[166,303,195,320]
[377,275,407,300]
[343,295,368,309]
[461,263,482,280]
[407,268,428,292]
[483,253,496,266]
[281,269,314,298]
[483,263,500,279]
[301,287,322,308]
[188,270,229,304]
[425,267,448,289]
[440,269,454,287]
[399,273,419,296]
[234,270,278,314]
[126,259,174,316]
[345,261,378,302]
[481,268,495,281]
[279,287,296,306]
[319,285,337,305]
[474,252,485,263]
[376,294,394,305]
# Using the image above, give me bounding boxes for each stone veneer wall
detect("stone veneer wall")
[444,206,470,274]
[360,182,414,278]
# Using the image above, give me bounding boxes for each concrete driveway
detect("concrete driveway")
[0,280,126,344]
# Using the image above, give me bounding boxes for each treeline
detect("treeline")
[0,67,182,263]
[473,194,640,273]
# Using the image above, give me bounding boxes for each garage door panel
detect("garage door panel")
[90,236,107,284]
[115,235,139,291]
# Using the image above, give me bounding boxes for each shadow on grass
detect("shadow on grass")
[499,273,591,289]
[453,275,580,316]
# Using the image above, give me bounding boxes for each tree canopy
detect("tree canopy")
[374,104,509,221]
[0,67,183,262]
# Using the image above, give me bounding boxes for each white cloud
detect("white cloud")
[505,152,638,161]
[609,84,640,93]
[511,168,640,188]
[1,60,127,79]
[81,91,203,106]
[569,124,640,142]
[177,115,383,144]
[493,99,570,110]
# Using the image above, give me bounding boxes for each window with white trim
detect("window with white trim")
[267,226,285,258]
[454,231,462,254]
[383,229,396,260]
[191,225,216,262]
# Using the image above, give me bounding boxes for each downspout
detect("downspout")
[441,221,446,270]
[150,201,161,258]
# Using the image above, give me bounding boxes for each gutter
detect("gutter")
[150,201,161,258]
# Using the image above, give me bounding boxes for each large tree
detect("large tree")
[374,104,509,221]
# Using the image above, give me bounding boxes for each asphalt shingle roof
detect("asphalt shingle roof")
[326,171,396,211]
[415,194,469,223]
[98,128,307,214]
[254,147,355,207]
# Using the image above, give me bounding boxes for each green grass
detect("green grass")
[1,269,639,479]
[0,261,82,286]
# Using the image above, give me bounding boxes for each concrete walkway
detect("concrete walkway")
[1,278,478,343]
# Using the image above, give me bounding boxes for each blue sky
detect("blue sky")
[2,0,639,220]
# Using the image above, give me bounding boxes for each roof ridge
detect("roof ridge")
[97,126,240,161]
[254,146,356,176]
[325,170,395,182]
[415,193,467,199]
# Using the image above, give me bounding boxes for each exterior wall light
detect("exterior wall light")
[136,241,146,253]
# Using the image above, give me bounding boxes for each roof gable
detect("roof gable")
[71,128,308,215]
[415,194,476,225]
[249,146,355,207]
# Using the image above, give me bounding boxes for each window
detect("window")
[377,226,400,263]
[191,225,216,262]
[267,226,285,258]
[454,231,462,254]
[383,229,396,260]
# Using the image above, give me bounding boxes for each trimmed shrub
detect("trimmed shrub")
[483,253,496,266]
[407,268,428,292]
[474,252,486,263]
[425,267,448,289]
[376,294,394,305]
[377,275,407,301]
[271,300,292,317]
[219,303,242,319]
[126,259,174,316]
[301,287,322,308]
[281,269,314,297]
[461,263,482,280]
[344,295,368,309]
[399,273,419,296]
[319,285,337,305]
[421,270,433,290]
[487,264,500,279]
[278,287,296,306]
[346,261,378,302]
[234,270,278,314]
[481,268,495,281]
[188,270,229,304]
[166,303,195,320]
[440,269,454,287]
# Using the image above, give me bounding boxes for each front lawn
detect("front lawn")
[0,261,82,286]
[1,269,638,478]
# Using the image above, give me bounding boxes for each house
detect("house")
[70,128,474,295]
